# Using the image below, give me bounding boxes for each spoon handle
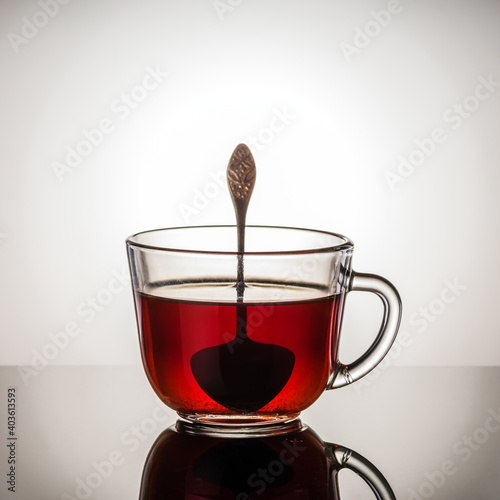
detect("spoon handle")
[227,144,256,253]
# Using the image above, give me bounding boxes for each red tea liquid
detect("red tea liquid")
[136,286,344,417]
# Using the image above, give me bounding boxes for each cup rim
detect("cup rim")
[126,225,354,256]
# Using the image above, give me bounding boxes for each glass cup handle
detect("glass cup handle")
[329,271,402,389]
[328,444,397,499]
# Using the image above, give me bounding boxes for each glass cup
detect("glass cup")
[139,419,396,499]
[126,225,402,427]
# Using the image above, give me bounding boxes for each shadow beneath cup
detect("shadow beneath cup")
[138,419,395,499]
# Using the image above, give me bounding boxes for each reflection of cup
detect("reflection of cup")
[139,419,396,499]
[127,226,401,426]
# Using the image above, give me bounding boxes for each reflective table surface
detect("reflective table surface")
[1,366,499,499]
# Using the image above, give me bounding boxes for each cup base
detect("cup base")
[176,412,302,437]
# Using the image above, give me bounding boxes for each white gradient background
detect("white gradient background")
[1,0,500,371]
